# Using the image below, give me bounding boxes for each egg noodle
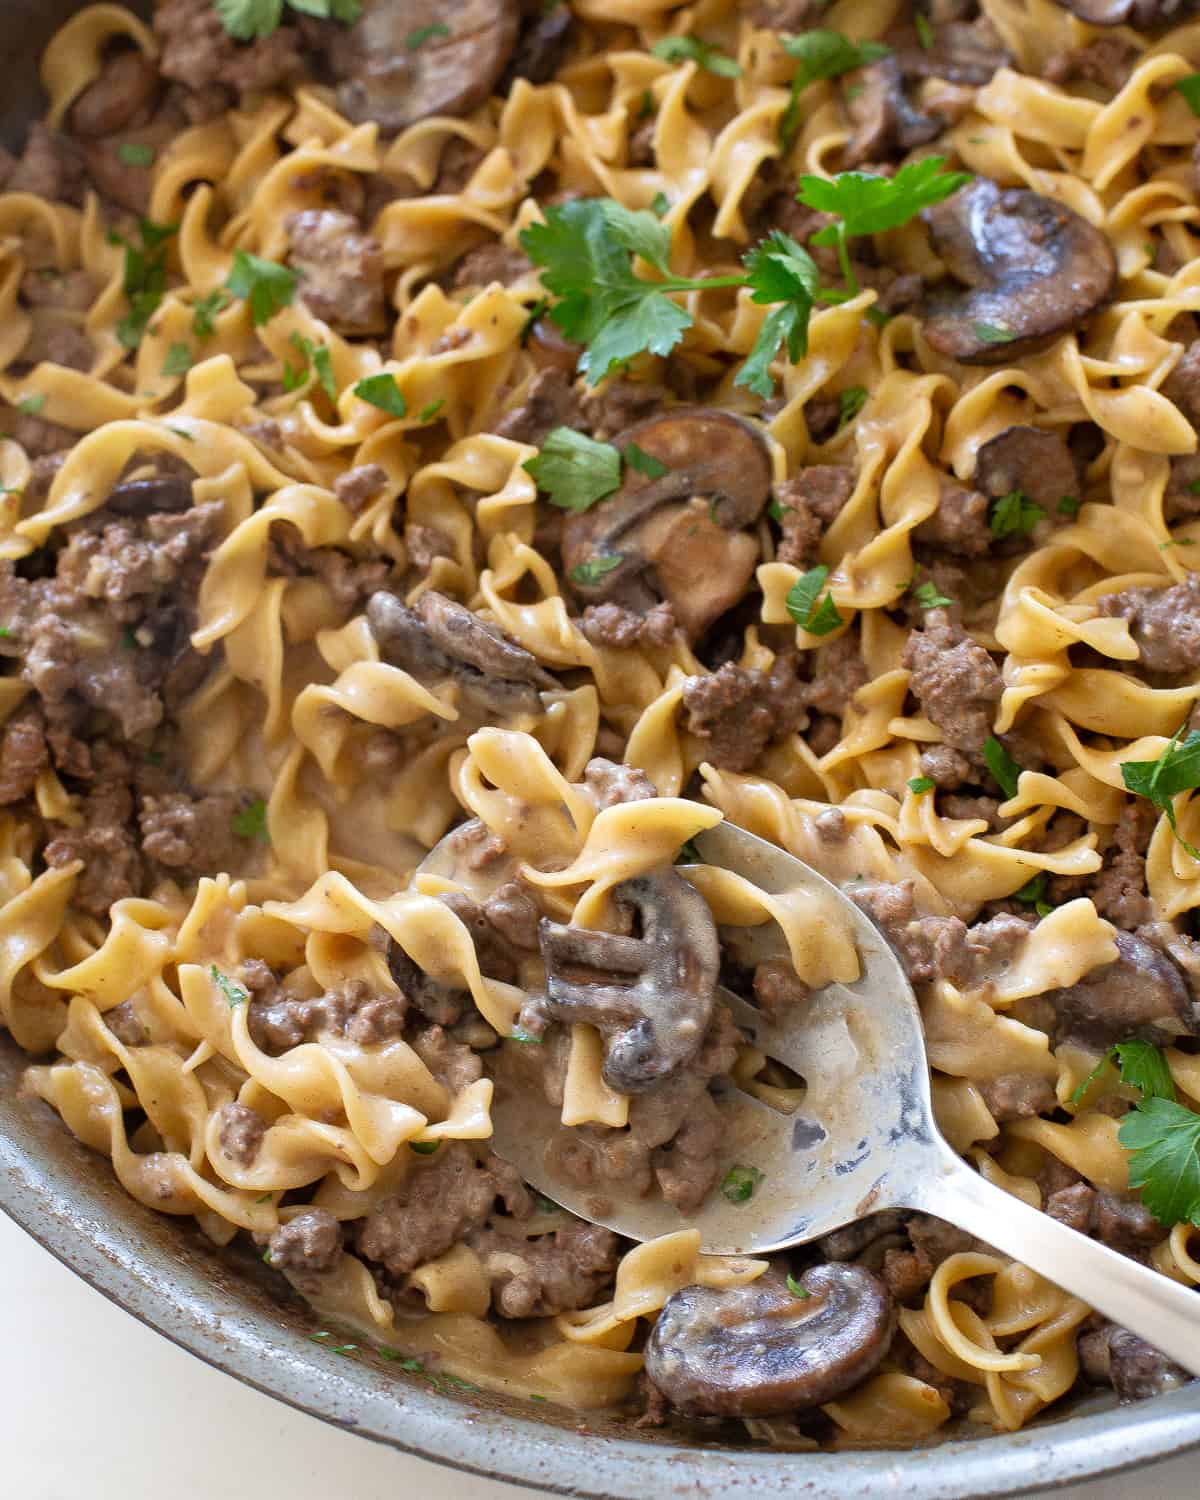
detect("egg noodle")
[2,0,1199,1447]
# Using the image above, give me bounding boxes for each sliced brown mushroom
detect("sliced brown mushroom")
[367,589,557,718]
[971,425,1080,512]
[893,20,1011,85]
[105,474,193,517]
[68,50,160,138]
[843,58,942,168]
[538,868,719,1094]
[332,0,520,135]
[1044,931,1198,1049]
[561,408,772,643]
[922,178,1117,365]
[1057,0,1197,22]
[644,1266,896,1417]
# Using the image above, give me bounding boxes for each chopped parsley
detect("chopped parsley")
[309,1331,359,1357]
[224,250,299,327]
[405,21,449,48]
[1014,871,1053,917]
[1121,722,1200,860]
[911,578,952,610]
[408,1139,440,1154]
[650,191,670,218]
[1176,72,1200,118]
[1057,494,1081,517]
[191,289,231,339]
[785,1272,811,1299]
[908,776,935,795]
[973,320,1016,345]
[16,394,45,416]
[720,1164,764,1203]
[676,837,703,863]
[117,142,155,168]
[379,1352,480,1393]
[785,563,843,636]
[0,628,10,639]
[914,12,934,48]
[162,342,193,378]
[569,553,624,587]
[778,30,890,149]
[215,0,359,41]
[111,217,180,350]
[231,797,269,841]
[284,333,337,400]
[353,373,408,418]
[623,440,669,479]
[651,34,741,78]
[210,965,248,1007]
[524,427,622,511]
[418,399,445,422]
[989,488,1044,538]
[982,735,1021,799]
[838,385,868,428]
[508,1027,544,1044]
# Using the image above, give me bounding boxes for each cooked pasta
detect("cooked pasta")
[2,0,1200,1449]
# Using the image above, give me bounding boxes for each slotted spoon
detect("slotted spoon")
[422,818,1200,1377]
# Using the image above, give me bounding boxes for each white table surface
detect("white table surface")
[0,1211,1191,1500]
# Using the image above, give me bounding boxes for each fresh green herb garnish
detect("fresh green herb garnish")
[16,394,45,416]
[914,12,934,48]
[735,230,821,398]
[1121,723,1200,860]
[778,31,890,149]
[676,837,703,863]
[117,142,155,168]
[911,579,952,610]
[638,89,654,118]
[215,0,360,41]
[379,1353,479,1392]
[224,250,299,327]
[162,342,193,378]
[524,426,622,511]
[1161,537,1197,549]
[508,1027,544,1044]
[1013,872,1051,916]
[408,1139,440,1154]
[191,289,232,339]
[908,776,935,795]
[166,425,195,441]
[353,373,408,418]
[1120,1098,1200,1227]
[721,1164,764,1203]
[786,563,842,636]
[623,441,669,479]
[838,385,868,427]
[982,735,1021,799]
[210,964,249,1007]
[284,333,336,400]
[973,320,1016,345]
[231,797,269,841]
[785,1272,811,1299]
[405,21,449,48]
[570,554,624,587]
[990,488,1044,539]
[0,627,11,639]
[121,627,139,650]
[799,156,970,295]
[518,298,548,347]
[1057,494,1081,517]
[650,191,670,218]
[651,34,741,77]
[1175,72,1200,118]
[418,399,445,422]
[310,1331,359,1356]
[255,1192,274,1204]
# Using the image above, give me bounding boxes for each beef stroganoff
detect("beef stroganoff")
[3,0,1200,1447]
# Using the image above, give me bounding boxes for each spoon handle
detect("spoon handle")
[909,1147,1200,1379]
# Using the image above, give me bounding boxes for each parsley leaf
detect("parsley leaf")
[990,488,1044,538]
[113,218,179,350]
[1121,724,1200,860]
[801,157,970,292]
[1014,871,1047,905]
[720,1164,764,1203]
[405,21,449,48]
[908,776,935,794]
[231,798,269,841]
[524,427,622,511]
[1176,72,1200,118]
[1119,1097,1200,1227]
[570,553,623,587]
[408,1138,440,1154]
[676,837,703,863]
[224,250,299,327]
[785,1272,811,1299]
[162,342,192,378]
[1116,1038,1177,1103]
[1057,494,1081,517]
[117,142,155,168]
[735,231,820,397]
[216,0,360,41]
[16,394,45,416]
[624,441,669,478]
[911,578,952,609]
[973,320,1016,345]
[778,31,890,150]
[982,735,1021,798]
[838,385,868,427]
[651,34,741,77]
[418,399,445,422]
[192,289,231,338]
[650,191,670,218]
[209,964,249,1007]
[285,333,337,400]
[786,563,843,636]
[353,373,407,418]
[914,12,934,48]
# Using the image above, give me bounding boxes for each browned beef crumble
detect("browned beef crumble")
[680,655,811,772]
[1097,572,1200,675]
[217,1101,266,1166]
[773,466,855,567]
[266,1207,344,1289]
[468,1221,619,1317]
[285,209,386,333]
[902,609,1002,753]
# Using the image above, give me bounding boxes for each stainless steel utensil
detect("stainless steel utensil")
[429,819,1200,1379]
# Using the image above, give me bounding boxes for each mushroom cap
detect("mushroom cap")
[105,474,193,516]
[922,178,1117,365]
[561,408,772,642]
[538,868,720,1094]
[644,1265,897,1417]
[843,57,941,167]
[334,0,520,135]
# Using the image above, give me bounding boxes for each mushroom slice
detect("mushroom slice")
[333,0,520,134]
[922,178,1117,365]
[367,589,557,718]
[104,474,193,516]
[843,58,942,167]
[561,408,772,643]
[971,425,1079,511]
[644,1266,897,1417]
[538,868,719,1094]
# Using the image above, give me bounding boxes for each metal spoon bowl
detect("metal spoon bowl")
[422,818,1200,1379]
